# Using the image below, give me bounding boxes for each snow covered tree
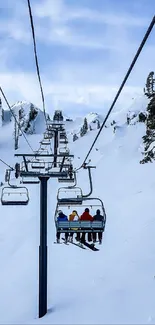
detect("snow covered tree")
[144,71,155,99]
[0,98,3,127]
[97,120,101,129]
[14,112,19,150]
[140,95,155,163]
[80,117,88,137]
[138,112,146,123]
[29,103,38,121]
[73,133,78,142]
[83,117,88,132]
[110,120,116,126]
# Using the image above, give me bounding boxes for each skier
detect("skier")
[93,209,104,244]
[80,208,93,242]
[68,210,80,242]
[56,210,68,243]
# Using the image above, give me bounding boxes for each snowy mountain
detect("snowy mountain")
[2,100,50,135]
[0,93,155,324]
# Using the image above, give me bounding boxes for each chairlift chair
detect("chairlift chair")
[44,131,53,139]
[59,139,68,145]
[59,134,67,139]
[40,139,51,145]
[57,187,83,206]
[59,148,70,156]
[1,186,29,205]
[31,160,45,169]
[55,197,106,234]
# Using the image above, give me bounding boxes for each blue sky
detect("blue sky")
[0,0,155,117]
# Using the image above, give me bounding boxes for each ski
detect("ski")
[53,242,63,244]
[62,238,86,249]
[80,240,99,251]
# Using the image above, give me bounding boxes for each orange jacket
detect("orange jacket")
[69,212,79,221]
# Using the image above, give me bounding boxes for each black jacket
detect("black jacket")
[93,214,104,221]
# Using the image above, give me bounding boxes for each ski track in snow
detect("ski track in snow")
[0,99,155,324]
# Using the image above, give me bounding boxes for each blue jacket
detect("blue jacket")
[57,212,68,221]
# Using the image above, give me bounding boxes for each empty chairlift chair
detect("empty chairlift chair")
[31,159,45,169]
[40,139,51,146]
[57,187,83,206]
[59,147,70,156]
[58,166,75,183]
[1,186,29,205]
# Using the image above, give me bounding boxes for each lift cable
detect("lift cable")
[27,0,48,128]
[77,15,155,170]
[0,87,35,153]
[0,158,14,171]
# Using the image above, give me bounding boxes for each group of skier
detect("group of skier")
[56,208,104,244]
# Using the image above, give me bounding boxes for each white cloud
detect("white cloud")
[34,0,149,27]
[0,70,144,117]
[0,0,154,118]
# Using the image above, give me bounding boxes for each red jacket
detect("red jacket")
[80,212,93,221]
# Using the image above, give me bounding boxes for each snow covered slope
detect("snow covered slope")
[0,95,155,324]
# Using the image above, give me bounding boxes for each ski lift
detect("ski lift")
[1,186,29,205]
[59,139,68,144]
[31,160,45,169]
[59,133,67,139]
[38,149,49,155]
[44,131,53,139]
[55,197,106,234]
[59,147,70,155]
[58,165,74,183]
[57,187,83,206]
[40,139,51,145]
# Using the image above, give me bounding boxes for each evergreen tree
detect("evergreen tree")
[144,71,155,98]
[73,133,78,142]
[29,103,37,121]
[83,117,88,133]
[110,120,116,126]
[0,98,2,127]
[97,120,101,129]
[80,117,88,137]
[140,92,155,163]
[138,112,146,123]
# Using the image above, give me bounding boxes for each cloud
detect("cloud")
[0,70,143,118]
[0,0,154,118]
[34,0,149,27]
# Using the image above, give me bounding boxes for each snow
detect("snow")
[0,98,155,325]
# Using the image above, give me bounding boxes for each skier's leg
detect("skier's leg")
[65,232,68,242]
[93,232,96,243]
[81,231,86,242]
[57,231,60,243]
[88,232,92,242]
[98,232,102,244]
